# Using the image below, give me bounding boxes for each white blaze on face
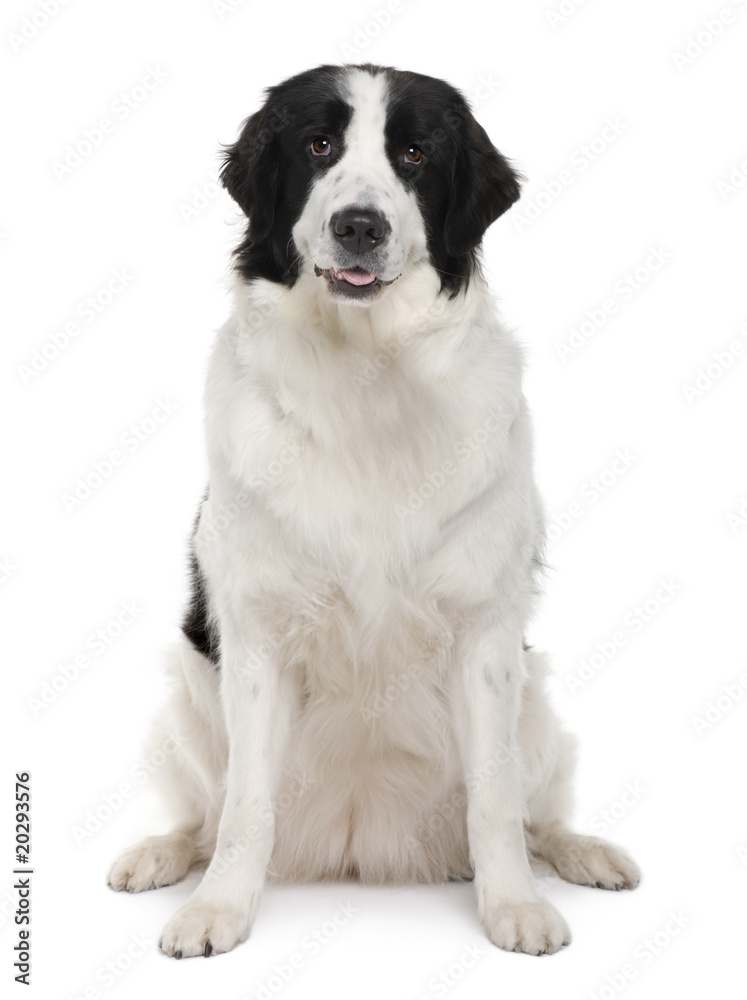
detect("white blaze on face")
[292,68,429,286]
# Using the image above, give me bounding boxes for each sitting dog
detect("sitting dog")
[108,63,640,958]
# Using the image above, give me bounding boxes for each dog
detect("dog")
[108,63,640,958]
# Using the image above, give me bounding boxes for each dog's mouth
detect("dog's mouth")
[314,265,398,299]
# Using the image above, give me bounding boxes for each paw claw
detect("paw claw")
[483,898,570,956]
[160,899,254,958]
[539,830,641,891]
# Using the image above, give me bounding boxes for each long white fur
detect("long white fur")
[108,67,640,958]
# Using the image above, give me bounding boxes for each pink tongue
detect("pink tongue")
[339,269,376,286]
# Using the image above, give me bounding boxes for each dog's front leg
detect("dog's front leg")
[159,617,295,958]
[458,618,571,956]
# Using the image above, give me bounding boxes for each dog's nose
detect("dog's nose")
[331,208,388,254]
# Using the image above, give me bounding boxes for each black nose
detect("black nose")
[331,208,388,254]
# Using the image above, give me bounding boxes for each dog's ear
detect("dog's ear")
[220,102,283,243]
[443,111,522,258]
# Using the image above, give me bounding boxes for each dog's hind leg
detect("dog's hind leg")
[519,649,641,891]
[108,828,199,892]
[107,640,226,894]
[528,825,641,891]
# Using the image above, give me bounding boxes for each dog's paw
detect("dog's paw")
[544,831,641,891]
[107,832,194,893]
[483,898,571,956]
[159,898,254,958]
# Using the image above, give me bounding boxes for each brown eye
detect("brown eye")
[404,145,423,165]
[311,137,331,156]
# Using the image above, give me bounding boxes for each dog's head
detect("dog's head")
[221,64,521,302]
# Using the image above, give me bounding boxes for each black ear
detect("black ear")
[220,103,283,243]
[443,113,522,258]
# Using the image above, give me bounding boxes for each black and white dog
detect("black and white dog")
[108,63,640,958]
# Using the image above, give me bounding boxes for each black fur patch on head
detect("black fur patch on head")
[221,64,352,286]
[221,63,521,296]
[382,67,521,295]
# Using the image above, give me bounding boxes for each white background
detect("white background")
[3,0,746,997]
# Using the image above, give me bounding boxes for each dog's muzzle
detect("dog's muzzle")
[315,206,396,300]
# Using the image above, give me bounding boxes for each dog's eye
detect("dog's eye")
[404,145,423,165]
[310,137,332,157]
